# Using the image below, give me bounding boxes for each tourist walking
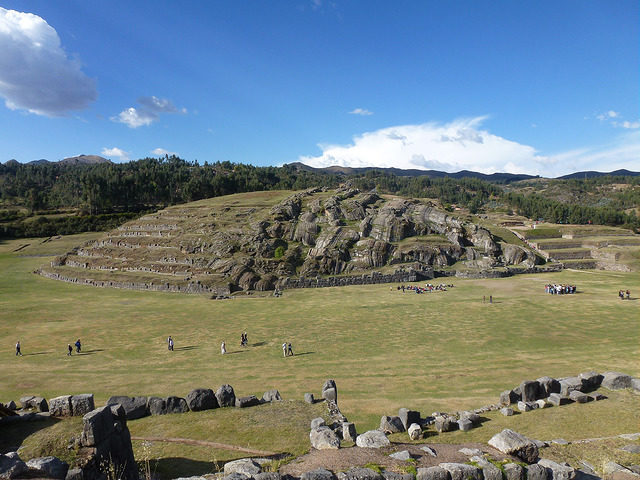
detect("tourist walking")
[167,336,174,351]
[67,344,73,356]
[282,342,287,357]
[288,342,293,356]
[75,339,81,353]
[15,341,22,356]
[221,341,226,355]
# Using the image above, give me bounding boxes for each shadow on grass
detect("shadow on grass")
[290,351,314,356]
[80,349,104,354]
[0,416,60,454]
[23,351,50,356]
[225,350,247,355]
[174,346,198,351]
[252,341,267,347]
[153,453,291,480]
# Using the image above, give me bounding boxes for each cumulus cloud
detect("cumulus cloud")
[0,7,97,116]
[298,117,640,177]
[101,147,130,161]
[349,108,373,116]
[151,147,177,156]
[111,96,186,128]
[597,110,619,121]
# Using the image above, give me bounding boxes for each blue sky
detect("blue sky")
[0,1,638,177]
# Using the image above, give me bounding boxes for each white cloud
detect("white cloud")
[151,148,177,156]
[597,110,620,121]
[298,117,640,177]
[111,96,186,128]
[101,147,130,161]
[349,108,373,116]
[617,120,640,130]
[0,7,97,116]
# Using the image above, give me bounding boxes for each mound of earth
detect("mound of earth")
[40,185,542,294]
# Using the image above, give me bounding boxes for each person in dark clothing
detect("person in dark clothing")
[75,339,81,353]
[287,343,293,356]
[68,344,73,356]
[15,341,22,356]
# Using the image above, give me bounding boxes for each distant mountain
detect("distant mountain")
[59,155,111,165]
[27,159,51,165]
[557,169,640,179]
[286,162,539,183]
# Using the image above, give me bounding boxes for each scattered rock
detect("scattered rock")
[439,462,483,480]
[434,416,457,433]
[457,418,473,432]
[398,408,420,430]
[417,466,449,480]
[501,407,514,416]
[216,384,236,407]
[578,372,603,391]
[186,388,218,411]
[569,391,591,404]
[165,396,189,414]
[537,377,561,397]
[302,468,337,480]
[262,389,282,402]
[408,423,422,440]
[322,379,338,404]
[310,426,341,450]
[337,467,384,480]
[421,446,437,457]
[488,429,539,463]
[0,452,27,479]
[459,448,483,456]
[518,401,533,412]
[526,464,549,480]
[26,456,68,479]
[520,380,543,402]
[620,445,640,454]
[106,395,148,420]
[70,394,95,416]
[389,450,411,461]
[601,372,633,390]
[538,459,576,480]
[355,430,390,448]
[500,389,520,405]
[342,422,357,442]
[380,415,405,433]
[224,458,262,476]
[49,396,72,417]
[235,395,260,408]
[304,393,315,404]
[311,417,326,429]
[559,377,583,396]
[504,463,525,480]
[547,393,572,406]
[147,397,167,415]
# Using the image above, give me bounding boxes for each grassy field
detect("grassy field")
[1,233,639,476]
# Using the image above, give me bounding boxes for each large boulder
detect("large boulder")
[500,389,521,405]
[186,389,217,411]
[70,394,95,416]
[26,456,68,479]
[147,397,167,415]
[356,430,390,448]
[536,377,561,397]
[537,459,576,480]
[434,416,457,433]
[216,384,236,407]
[262,389,282,402]
[310,426,341,450]
[439,463,483,480]
[578,372,603,391]
[81,406,115,447]
[165,396,189,413]
[380,415,405,433]
[488,429,539,463]
[236,395,261,408]
[503,463,525,480]
[337,467,384,480]
[559,377,583,396]
[302,469,337,480]
[601,372,633,390]
[106,396,148,420]
[417,467,449,480]
[49,396,72,417]
[311,417,326,429]
[223,458,262,476]
[0,452,27,479]
[526,464,549,480]
[398,408,420,430]
[322,379,338,404]
[520,381,543,402]
[342,422,357,442]
[408,423,422,440]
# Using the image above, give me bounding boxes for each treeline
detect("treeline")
[1,156,638,238]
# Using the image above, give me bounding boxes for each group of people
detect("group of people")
[618,290,631,300]
[545,284,577,295]
[398,283,454,294]
[67,339,82,356]
[282,342,294,357]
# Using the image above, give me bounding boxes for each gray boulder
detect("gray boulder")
[417,467,449,480]
[520,380,543,402]
[255,473,281,480]
[488,429,539,463]
[434,416,457,433]
[538,459,576,480]
[547,393,572,406]
[147,397,167,415]
[536,399,548,409]
[0,452,27,479]
[478,461,502,480]
[70,394,95,416]
[262,389,282,402]
[421,446,437,457]
[389,450,411,461]
[342,422,357,442]
[459,411,480,424]
[165,396,189,413]
[408,423,422,440]
[19,395,35,409]
[337,467,384,480]
[186,388,217,411]
[578,371,603,391]
[559,377,583,396]
[224,458,262,476]
[601,372,633,390]
[304,393,315,404]
[49,396,72,417]
[457,418,473,432]
[223,474,249,480]
[5,400,17,410]
[518,401,533,412]
[216,384,236,407]
[81,406,114,447]
[106,396,148,420]
[569,391,591,404]
[310,426,340,450]
[439,463,483,480]
[302,469,337,480]
[356,430,390,448]
[382,473,414,480]
[526,464,549,480]
[501,407,514,416]
[322,379,337,403]
[235,395,260,408]
[537,377,561,396]
[500,389,520,405]
[311,417,326,429]
[26,456,68,479]
[380,415,404,433]
[504,463,524,480]
[66,468,83,480]
[398,408,420,430]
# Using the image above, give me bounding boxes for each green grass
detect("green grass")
[1,233,639,477]
[520,228,562,240]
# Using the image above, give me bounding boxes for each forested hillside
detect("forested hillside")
[1,156,638,238]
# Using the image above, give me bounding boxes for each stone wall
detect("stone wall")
[277,268,433,290]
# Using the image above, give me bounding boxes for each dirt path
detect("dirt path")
[130,436,276,456]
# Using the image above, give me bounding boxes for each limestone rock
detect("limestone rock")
[504,463,525,480]
[186,388,217,411]
[81,406,115,447]
[310,426,340,450]
[235,395,260,408]
[70,394,95,416]
[457,418,473,431]
[26,456,68,479]
[216,384,236,407]
[559,377,584,396]
[434,416,457,433]
[500,389,520,405]
[537,377,561,397]
[569,391,591,403]
[19,396,35,409]
[302,468,337,480]
[578,371,603,391]
[106,396,148,420]
[356,430,390,448]
[520,380,543,402]
[417,466,449,480]
[165,396,189,414]
[49,396,72,417]
[488,429,539,463]
[262,389,282,402]
[459,448,483,456]
[310,417,326,429]
[304,393,315,404]
[255,473,281,480]
[382,473,414,480]
[501,407,514,416]
[538,459,576,480]
[322,379,338,403]
[439,463,483,480]
[421,446,437,457]
[0,452,27,479]
[389,450,411,461]
[526,464,549,480]
[408,423,422,440]
[480,462,503,480]
[342,422,357,442]
[147,397,167,415]
[548,393,572,406]
[337,467,384,480]
[601,372,633,390]
[398,408,420,430]
[224,458,262,476]
[380,415,405,433]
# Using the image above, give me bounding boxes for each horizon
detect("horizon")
[0,1,638,177]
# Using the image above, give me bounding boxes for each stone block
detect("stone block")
[147,397,166,415]
[578,371,603,391]
[488,429,539,463]
[601,372,633,390]
[520,380,543,402]
[310,426,340,450]
[504,463,525,480]
[380,415,405,433]
[501,407,514,416]
[439,463,483,480]
[457,418,473,432]
[302,469,337,480]
[106,396,148,420]
[559,377,583,396]
[547,393,572,406]
[186,389,217,411]
[49,396,72,417]
[224,458,262,476]
[526,464,549,480]
[235,395,260,408]
[26,456,69,479]
[165,396,189,413]
[355,430,390,448]
[537,376,561,396]
[215,384,236,407]
[398,408,420,430]
[435,416,457,433]
[500,389,520,405]
[262,389,282,402]
[408,423,421,440]
[81,406,114,447]
[569,391,591,404]
[417,467,450,480]
[311,417,326,429]
[304,393,315,404]
[337,468,384,480]
[70,394,95,416]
